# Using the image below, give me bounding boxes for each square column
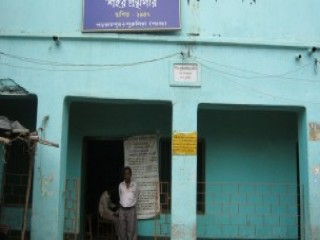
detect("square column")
[171,100,198,240]
[31,95,68,240]
[298,109,320,240]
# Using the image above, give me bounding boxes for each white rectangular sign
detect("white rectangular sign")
[173,63,198,83]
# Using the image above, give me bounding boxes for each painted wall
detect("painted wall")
[0,0,319,43]
[1,0,320,239]
[198,109,299,239]
[199,109,298,183]
[0,39,319,239]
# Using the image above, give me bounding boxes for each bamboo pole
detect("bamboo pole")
[21,141,36,240]
[28,135,59,148]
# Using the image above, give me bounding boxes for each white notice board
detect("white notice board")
[124,135,160,219]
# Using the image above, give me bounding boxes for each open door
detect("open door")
[83,139,124,238]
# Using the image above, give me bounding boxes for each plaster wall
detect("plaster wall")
[1,0,320,239]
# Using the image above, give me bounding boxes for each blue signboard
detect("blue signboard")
[83,0,180,32]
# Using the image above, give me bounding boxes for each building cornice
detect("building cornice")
[0,31,319,50]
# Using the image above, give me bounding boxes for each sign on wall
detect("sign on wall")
[170,63,201,87]
[124,135,159,219]
[172,132,197,155]
[83,0,180,32]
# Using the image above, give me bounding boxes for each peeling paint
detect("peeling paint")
[172,223,197,239]
[40,175,54,196]
[172,224,181,239]
[312,165,320,184]
[313,166,320,175]
[191,223,196,239]
[310,225,320,240]
[188,1,200,36]
[309,122,320,141]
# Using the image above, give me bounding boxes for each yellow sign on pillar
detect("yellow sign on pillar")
[172,132,197,155]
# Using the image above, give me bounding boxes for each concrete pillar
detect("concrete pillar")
[299,108,320,240]
[31,95,68,240]
[171,97,198,240]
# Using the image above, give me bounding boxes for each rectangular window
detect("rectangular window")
[159,138,205,214]
[2,140,31,206]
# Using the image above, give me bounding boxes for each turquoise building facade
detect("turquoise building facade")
[0,0,320,239]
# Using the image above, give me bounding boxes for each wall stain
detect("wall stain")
[310,225,320,240]
[312,165,320,184]
[189,1,200,36]
[172,224,196,239]
[309,122,320,141]
[172,224,184,239]
[40,175,54,196]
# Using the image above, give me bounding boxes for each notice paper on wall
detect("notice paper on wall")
[172,132,197,155]
[124,135,160,219]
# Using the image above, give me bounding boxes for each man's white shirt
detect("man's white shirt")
[119,181,140,208]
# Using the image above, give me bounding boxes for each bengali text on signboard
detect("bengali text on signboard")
[173,63,198,83]
[83,0,180,32]
[172,132,197,155]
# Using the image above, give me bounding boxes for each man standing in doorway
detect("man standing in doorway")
[119,166,140,240]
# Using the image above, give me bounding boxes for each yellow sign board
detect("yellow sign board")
[172,132,197,155]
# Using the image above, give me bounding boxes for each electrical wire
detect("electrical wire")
[0,51,180,68]
[1,50,320,110]
[192,55,314,77]
[0,62,120,72]
[191,56,318,82]
[1,49,317,82]
[1,48,318,88]
[195,59,320,105]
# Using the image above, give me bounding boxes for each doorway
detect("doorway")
[197,105,302,239]
[83,138,124,237]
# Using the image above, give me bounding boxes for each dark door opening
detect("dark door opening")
[83,139,124,237]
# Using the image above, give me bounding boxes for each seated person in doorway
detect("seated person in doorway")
[98,190,119,237]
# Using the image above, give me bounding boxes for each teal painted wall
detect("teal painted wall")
[198,108,299,239]
[1,0,320,43]
[1,0,320,239]
[199,109,298,183]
